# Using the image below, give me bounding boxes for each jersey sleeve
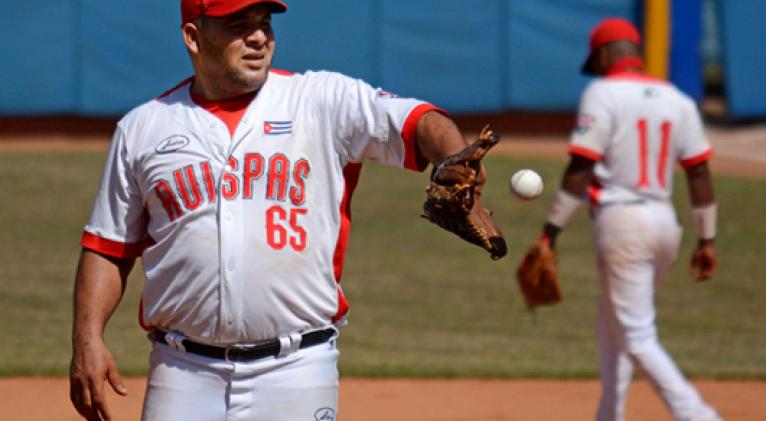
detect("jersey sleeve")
[81,126,148,258]
[324,73,444,172]
[676,98,713,168]
[569,82,612,161]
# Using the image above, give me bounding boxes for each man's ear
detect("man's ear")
[182,22,201,55]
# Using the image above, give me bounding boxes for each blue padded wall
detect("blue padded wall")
[718,1,766,119]
[379,0,505,113]
[79,0,191,115]
[0,1,78,114]
[506,0,635,110]
[7,0,720,118]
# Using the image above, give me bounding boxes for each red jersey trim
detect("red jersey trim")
[81,231,144,259]
[269,68,294,76]
[138,296,153,332]
[401,104,447,172]
[588,179,603,207]
[605,57,645,75]
[605,72,668,85]
[680,149,714,168]
[157,76,194,100]
[331,163,363,322]
[334,287,350,324]
[569,145,603,161]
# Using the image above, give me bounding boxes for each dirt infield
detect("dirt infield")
[2,377,764,420]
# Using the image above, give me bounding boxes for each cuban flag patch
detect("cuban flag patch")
[264,120,292,135]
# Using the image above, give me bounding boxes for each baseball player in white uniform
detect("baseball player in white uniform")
[533,19,722,421]
[68,1,490,420]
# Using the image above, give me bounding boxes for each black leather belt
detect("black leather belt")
[151,328,335,362]
[592,199,647,215]
[602,199,647,207]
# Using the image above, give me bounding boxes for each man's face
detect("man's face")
[193,5,275,95]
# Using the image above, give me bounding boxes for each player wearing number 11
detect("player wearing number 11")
[520,18,721,421]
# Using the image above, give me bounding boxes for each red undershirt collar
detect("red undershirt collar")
[606,57,646,76]
[191,90,257,139]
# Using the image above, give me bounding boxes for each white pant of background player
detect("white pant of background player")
[593,201,721,421]
[141,338,340,421]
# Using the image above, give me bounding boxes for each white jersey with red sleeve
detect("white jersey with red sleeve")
[569,73,713,206]
[81,70,441,345]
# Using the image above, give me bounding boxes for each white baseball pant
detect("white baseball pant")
[592,201,720,421]
[141,336,340,421]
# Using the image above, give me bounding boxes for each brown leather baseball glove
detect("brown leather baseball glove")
[516,240,562,307]
[422,126,507,260]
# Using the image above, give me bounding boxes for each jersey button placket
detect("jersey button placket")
[222,210,235,272]
[218,165,238,337]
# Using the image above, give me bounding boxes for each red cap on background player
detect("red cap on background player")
[581,18,641,75]
[182,0,287,24]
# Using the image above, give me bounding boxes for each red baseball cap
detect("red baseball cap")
[182,0,287,24]
[581,18,641,74]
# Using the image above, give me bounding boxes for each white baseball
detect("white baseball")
[510,169,544,200]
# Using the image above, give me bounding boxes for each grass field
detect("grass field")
[0,148,763,378]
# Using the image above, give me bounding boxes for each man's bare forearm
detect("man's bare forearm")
[560,155,595,197]
[414,111,470,164]
[72,249,134,342]
[542,156,595,247]
[685,161,715,207]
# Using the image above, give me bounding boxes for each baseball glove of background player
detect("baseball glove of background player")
[516,240,562,307]
[422,126,507,260]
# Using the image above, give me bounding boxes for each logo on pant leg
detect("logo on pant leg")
[314,407,336,421]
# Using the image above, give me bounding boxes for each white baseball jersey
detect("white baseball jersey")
[569,72,713,206]
[81,70,440,345]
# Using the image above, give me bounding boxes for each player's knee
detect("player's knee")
[622,326,659,354]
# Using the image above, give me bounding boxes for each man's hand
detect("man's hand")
[70,337,127,421]
[69,249,135,421]
[70,250,134,419]
[690,239,716,282]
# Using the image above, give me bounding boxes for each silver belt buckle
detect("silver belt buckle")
[224,344,249,363]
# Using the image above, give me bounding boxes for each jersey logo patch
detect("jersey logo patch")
[378,89,400,98]
[574,114,595,135]
[264,120,292,135]
[644,87,660,98]
[314,408,335,421]
[155,135,190,154]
